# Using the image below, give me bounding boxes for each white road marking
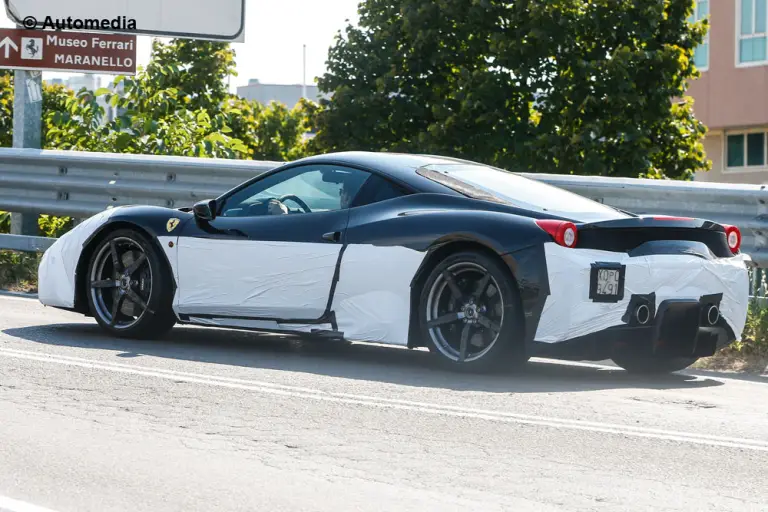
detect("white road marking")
[0,294,38,301]
[0,495,59,512]
[1,347,767,452]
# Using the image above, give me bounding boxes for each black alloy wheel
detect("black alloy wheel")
[419,250,527,372]
[86,229,176,339]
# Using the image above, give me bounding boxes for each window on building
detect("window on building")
[739,0,768,64]
[726,131,767,168]
[748,133,766,165]
[688,1,710,69]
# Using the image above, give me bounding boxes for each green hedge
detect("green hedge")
[734,300,768,354]
[0,250,40,292]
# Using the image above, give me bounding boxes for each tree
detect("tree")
[45,39,247,158]
[149,39,237,113]
[0,72,12,148]
[310,0,710,179]
[225,95,316,161]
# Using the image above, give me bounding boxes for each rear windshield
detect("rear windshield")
[416,163,630,222]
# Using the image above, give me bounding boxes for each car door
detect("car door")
[327,173,425,345]
[174,164,372,323]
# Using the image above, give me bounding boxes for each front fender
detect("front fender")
[38,208,119,309]
[83,205,194,247]
[39,205,191,312]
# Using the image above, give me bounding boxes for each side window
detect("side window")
[350,173,410,208]
[219,165,371,218]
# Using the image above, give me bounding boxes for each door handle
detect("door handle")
[322,231,341,243]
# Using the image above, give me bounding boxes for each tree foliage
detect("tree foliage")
[42,40,243,157]
[226,96,315,161]
[0,39,314,160]
[310,0,709,179]
[0,72,12,148]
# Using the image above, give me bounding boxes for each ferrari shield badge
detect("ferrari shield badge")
[166,218,180,232]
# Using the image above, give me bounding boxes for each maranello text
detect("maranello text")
[47,34,134,68]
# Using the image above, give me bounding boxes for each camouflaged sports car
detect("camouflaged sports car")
[38,152,751,373]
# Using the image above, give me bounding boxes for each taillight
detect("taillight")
[535,219,578,248]
[652,216,694,221]
[722,224,741,254]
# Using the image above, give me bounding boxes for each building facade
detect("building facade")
[688,0,768,183]
[236,79,330,109]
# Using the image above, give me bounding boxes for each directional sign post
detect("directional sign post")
[0,27,137,235]
[9,67,42,236]
[0,28,136,74]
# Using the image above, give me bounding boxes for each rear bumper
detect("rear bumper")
[532,295,736,361]
[533,243,750,347]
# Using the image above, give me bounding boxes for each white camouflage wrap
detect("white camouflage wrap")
[38,209,120,309]
[535,243,751,343]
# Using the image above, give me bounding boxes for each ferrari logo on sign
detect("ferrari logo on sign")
[166,218,180,232]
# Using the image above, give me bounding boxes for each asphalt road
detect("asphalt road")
[1,294,767,512]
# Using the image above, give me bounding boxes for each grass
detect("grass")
[692,347,768,374]
[692,300,768,374]
[0,250,41,293]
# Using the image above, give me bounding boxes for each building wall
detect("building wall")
[695,127,768,184]
[236,80,330,109]
[688,0,768,184]
[687,0,768,130]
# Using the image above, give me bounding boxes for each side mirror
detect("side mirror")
[193,199,217,221]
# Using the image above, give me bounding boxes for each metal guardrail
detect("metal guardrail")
[0,233,57,252]
[0,148,279,217]
[0,148,766,267]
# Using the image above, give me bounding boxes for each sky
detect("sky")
[0,0,362,92]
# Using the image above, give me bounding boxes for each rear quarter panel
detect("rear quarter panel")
[332,196,553,346]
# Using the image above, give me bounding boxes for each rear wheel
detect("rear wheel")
[418,250,527,372]
[611,352,698,374]
[86,229,176,339]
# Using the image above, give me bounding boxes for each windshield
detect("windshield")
[417,163,630,222]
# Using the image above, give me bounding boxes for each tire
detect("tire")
[85,228,176,339]
[611,352,698,375]
[418,250,528,372]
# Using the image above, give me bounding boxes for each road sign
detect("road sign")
[4,0,246,42]
[0,28,136,75]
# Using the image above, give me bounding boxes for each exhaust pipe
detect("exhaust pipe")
[635,304,650,325]
[706,305,719,326]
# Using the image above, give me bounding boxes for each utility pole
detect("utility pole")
[302,44,307,100]
[11,67,42,236]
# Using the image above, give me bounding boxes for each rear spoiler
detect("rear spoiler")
[577,215,720,231]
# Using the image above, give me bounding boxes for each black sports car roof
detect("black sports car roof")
[284,151,633,223]
[290,151,484,193]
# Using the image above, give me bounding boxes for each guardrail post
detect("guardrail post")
[10,68,42,236]
[10,212,37,237]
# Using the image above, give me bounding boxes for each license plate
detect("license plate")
[596,268,620,295]
[589,263,625,302]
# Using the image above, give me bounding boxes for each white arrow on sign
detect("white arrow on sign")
[0,36,19,59]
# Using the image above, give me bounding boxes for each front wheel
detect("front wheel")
[418,250,527,372]
[86,228,176,339]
